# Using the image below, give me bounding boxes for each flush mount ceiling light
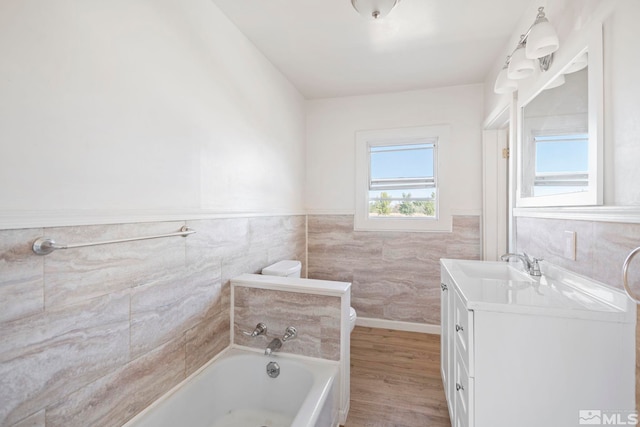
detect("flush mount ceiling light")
[351,0,400,20]
[494,6,560,93]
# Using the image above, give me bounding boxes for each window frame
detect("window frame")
[354,125,452,232]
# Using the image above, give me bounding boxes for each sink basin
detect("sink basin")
[457,261,533,282]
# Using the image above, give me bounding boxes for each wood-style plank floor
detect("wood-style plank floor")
[343,327,451,427]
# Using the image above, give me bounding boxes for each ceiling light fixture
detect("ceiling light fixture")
[494,6,560,93]
[351,0,400,20]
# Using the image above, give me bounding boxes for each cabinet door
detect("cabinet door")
[440,277,449,385]
[440,269,454,416]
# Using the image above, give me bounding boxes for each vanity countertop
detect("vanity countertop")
[440,259,635,322]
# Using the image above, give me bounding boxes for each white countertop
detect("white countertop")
[441,259,635,322]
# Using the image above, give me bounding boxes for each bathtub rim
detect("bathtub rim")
[122,344,340,427]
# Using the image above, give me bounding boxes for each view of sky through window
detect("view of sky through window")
[535,134,588,173]
[368,141,436,217]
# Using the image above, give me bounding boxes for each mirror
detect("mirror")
[516,26,603,208]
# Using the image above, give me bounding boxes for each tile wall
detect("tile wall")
[514,216,640,410]
[0,215,305,427]
[307,215,481,325]
[233,286,342,360]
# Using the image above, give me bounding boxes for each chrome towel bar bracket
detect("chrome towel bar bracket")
[623,246,640,304]
[32,226,195,256]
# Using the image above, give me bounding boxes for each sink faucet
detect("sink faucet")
[500,253,542,276]
[264,326,297,356]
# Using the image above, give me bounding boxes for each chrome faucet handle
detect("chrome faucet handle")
[242,322,267,337]
[529,258,543,276]
[282,326,297,342]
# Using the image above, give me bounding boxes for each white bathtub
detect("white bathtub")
[123,348,339,427]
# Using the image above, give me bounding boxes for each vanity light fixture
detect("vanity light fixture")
[543,73,565,90]
[525,7,560,59]
[494,6,560,93]
[508,35,536,80]
[351,0,400,20]
[494,59,519,94]
[564,52,588,74]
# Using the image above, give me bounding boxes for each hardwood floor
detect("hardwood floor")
[343,327,451,427]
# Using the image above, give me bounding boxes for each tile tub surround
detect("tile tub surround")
[307,215,481,325]
[514,216,640,412]
[231,273,351,425]
[0,215,305,427]
[233,286,342,360]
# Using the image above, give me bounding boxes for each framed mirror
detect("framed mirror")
[516,26,603,208]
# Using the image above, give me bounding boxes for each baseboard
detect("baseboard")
[356,317,440,335]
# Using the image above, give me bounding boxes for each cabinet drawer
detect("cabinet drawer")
[454,346,474,427]
[453,288,474,375]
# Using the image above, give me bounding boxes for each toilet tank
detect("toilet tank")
[261,260,302,278]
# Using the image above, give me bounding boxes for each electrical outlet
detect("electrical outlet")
[564,231,576,260]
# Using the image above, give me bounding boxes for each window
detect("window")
[368,142,437,218]
[355,125,452,232]
[532,133,589,196]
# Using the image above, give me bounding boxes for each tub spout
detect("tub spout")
[265,338,283,356]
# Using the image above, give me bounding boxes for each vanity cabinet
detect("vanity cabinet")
[440,259,636,427]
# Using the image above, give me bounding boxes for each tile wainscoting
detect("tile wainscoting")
[0,215,305,427]
[233,286,341,360]
[514,216,640,411]
[307,215,481,325]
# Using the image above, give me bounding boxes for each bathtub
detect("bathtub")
[123,348,339,427]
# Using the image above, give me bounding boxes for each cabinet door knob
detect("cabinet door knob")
[456,383,464,392]
[455,324,464,332]
[441,283,448,291]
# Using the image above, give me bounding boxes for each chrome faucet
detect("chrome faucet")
[264,326,297,356]
[242,322,267,337]
[265,338,283,356]
[500,253,542,276]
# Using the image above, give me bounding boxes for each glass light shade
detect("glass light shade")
[565,53,588,74]
[494,67,518,94]
[525,19,560,59]
[543,73,565,91]
[351,0,399,19]
[508,45,535,80]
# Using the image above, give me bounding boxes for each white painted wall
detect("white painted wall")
[305,85,484,215]
[0,0,306,228]
[483,0,640,205]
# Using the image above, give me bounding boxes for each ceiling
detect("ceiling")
[211,0,533,99]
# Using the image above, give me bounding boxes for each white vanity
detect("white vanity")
[440,259,636,427]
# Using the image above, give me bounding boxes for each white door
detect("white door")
[481,129,508,261]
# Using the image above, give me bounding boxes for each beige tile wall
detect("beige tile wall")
[307,215,481,325]
[514,216,640,411]
[0,215,305,427]
[233,286,341,360]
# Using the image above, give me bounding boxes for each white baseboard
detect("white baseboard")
[356,317,440,335]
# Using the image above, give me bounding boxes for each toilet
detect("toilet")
[262,260,357,333]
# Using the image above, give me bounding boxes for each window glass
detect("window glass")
[368,141,436,218]
[354,125,451,232]
[533,133,588,196]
